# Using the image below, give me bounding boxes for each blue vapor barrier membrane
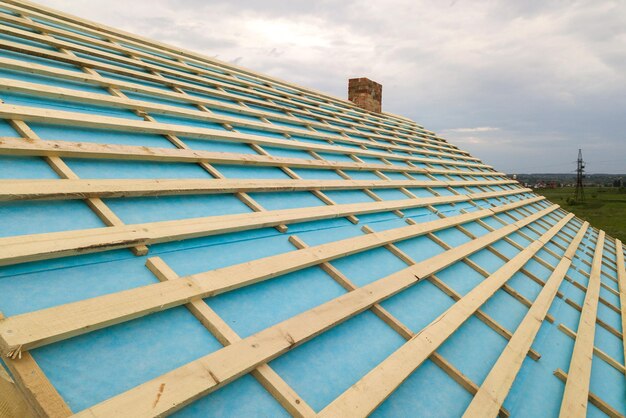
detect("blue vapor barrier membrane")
[330,247,408,287]
[205,265,346,338]
[589,356,626,416]
[0,45,81,72]
[64,158,211,179]
[50,35,127,58]
[270,311,406,412]
[438,316,510,384]
[0,154,59,179]
[97,69,172,91]
[504,320,577,416]
[29,16,104,41]
[103,193,251,224]
[341,170,381,180]
[73,51,149,73]
[378,171,407,180]
[0,65,104,94]
[209,107,261,122]
[213,164,291,179]
[479,286,528,331]
[27,122,178,148]
[32,306,224,412]
[120,90,199,110]
[182,88,239,105]
[0,91,142,120]
[394,235,446,263]
[0,32,57,51]
[380,278,455,333]
[322,190,374,204]
[436,261,487,297]
[0,250,156,315]
[357,211,403,224]
[261,145,312,159]
[292,168,344,180]
[247,191,325,211]
[0,199,104,237]
[172,374,289,418]
[149,113,227,130]
[181,137,256,154]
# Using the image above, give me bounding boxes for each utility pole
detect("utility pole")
[575,149,585,202]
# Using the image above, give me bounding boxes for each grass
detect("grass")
[536,186,626,243]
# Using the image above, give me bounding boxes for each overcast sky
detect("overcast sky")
[37,0,626,174]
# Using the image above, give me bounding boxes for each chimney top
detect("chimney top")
[348,77,382,113]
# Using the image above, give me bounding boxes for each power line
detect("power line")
[575,149,585,202]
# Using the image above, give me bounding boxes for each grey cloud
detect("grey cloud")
[35,0,626,173]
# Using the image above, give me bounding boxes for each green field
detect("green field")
[536,187,626,243]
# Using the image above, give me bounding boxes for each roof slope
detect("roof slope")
[0,1,623,417]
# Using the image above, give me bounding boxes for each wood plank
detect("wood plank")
[0,76,474,162]
[0,7,446,143]
[69,205,558,417]
[462,221,588,418]
[0,200,546,357]
[553,369,624,418]
[0,361,35,418]
[0,312,71,418]
[145,258,315,418]
[616,239,626,372]
[0,103,488,169]
[0,175,514,203]
[0,58,453,159]
[318,212,573,418]
[557,323,625,374]
[0,136,503,178]
[559,230,606,418]
[0,190,535,267]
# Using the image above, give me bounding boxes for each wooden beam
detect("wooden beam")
[616,239,626,372]
[559,231,606,418]
[0,103,488,169]
[0,200,542,355]
[0,361,35,418]
[145,257,315,418]
[0,191,536,268]
[317,212,573,418]
[553,369,624,418]
[68,205,558,417]
[0,136,505,178]
[0,313,71,418]
[0,177,515,202]
[0,75,475,161]
[463,221,588,418]
[557,323,625,374]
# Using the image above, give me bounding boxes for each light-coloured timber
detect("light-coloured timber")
[145,257,316,418]
[557,323,625,374]
[0,313,71,418]
[553,369,624,418]
[0,189,533,267]
[68,205,559,417]
[617,239,626,371]
[0,199,544,356]
[462,221,588,418]
[0,76,475,161]
[0,6,439,140]
[559,230,606,418]
[318,212,573,418]
[0,361,35,418]
[0,136,505,178]
[0,178,515,201]
[0,103,490,169]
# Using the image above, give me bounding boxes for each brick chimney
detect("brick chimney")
[348,77,382,113]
